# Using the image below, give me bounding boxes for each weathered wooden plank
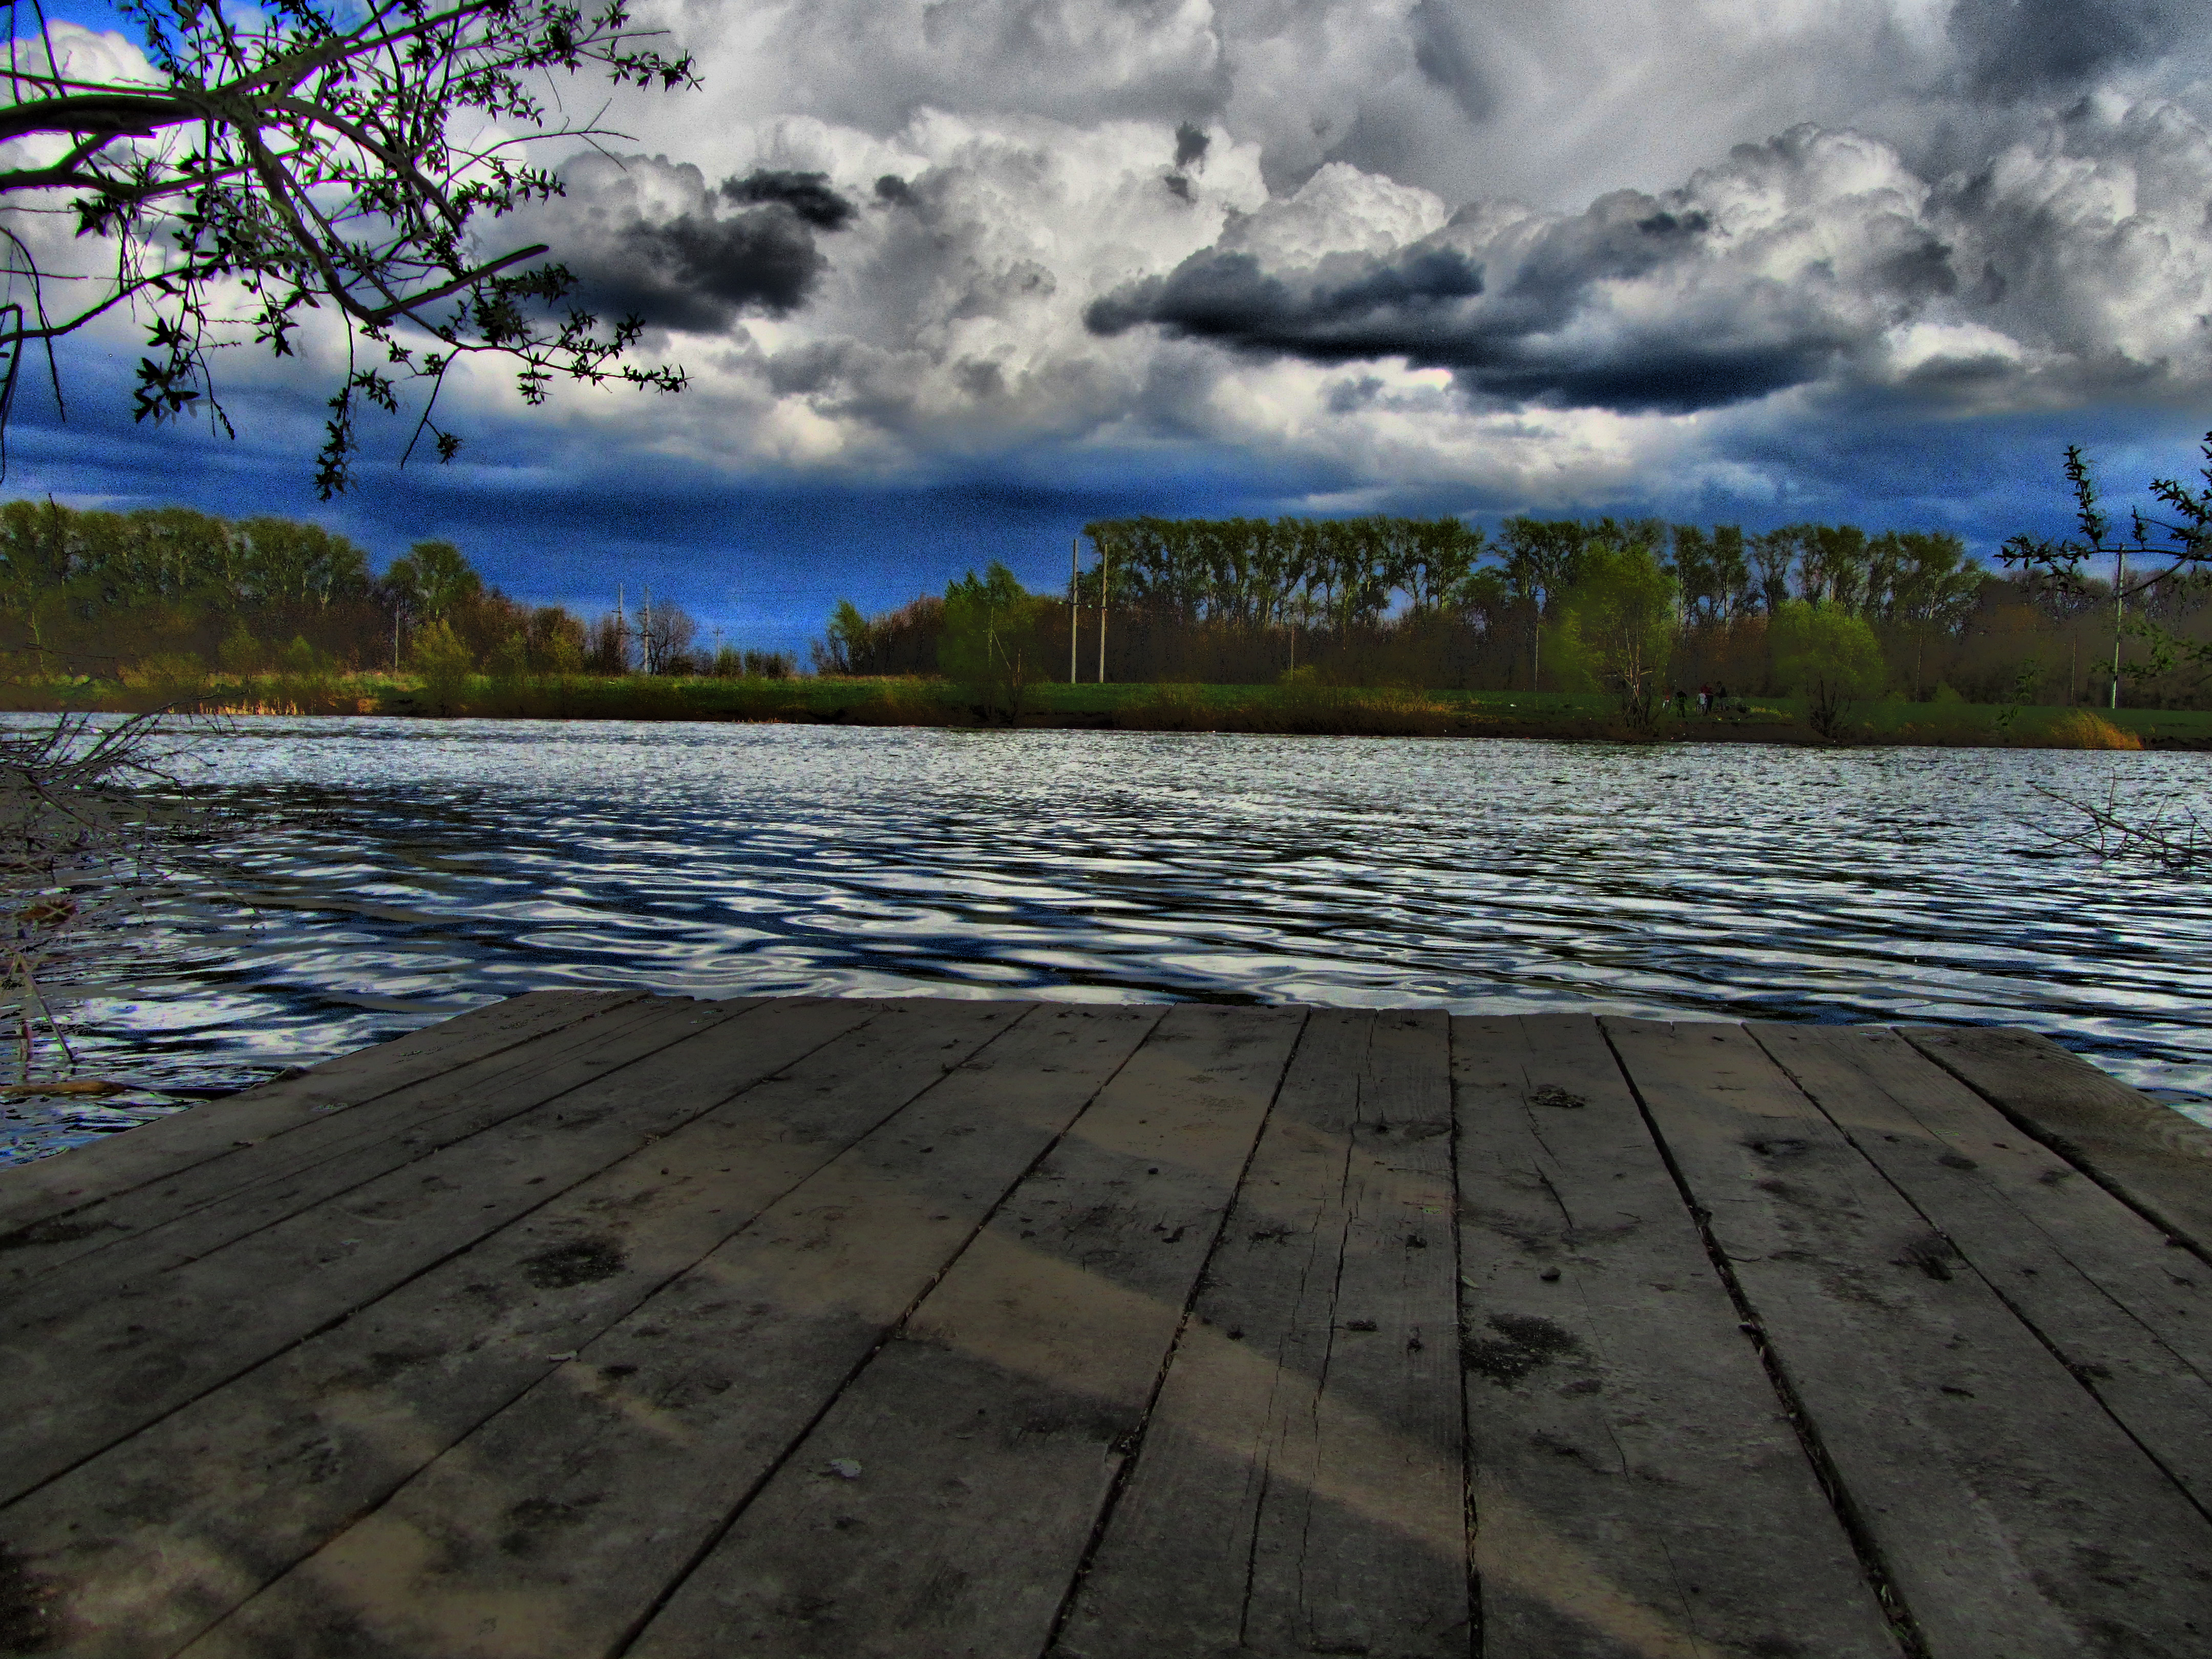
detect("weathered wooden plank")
[1449,1014,1898,1659]
[0,991,643,1238]
[162,1005,1166,1659]
[1053,1008,1469,1659]
[0,997,876,1507]
[0,992,689,1301]
[1609,1017,2212,1659]
[2,998,1020,1659]
[1902,1024,2212,1256]
[621,1003,1308,1659]
[1754,1022,2212,1514]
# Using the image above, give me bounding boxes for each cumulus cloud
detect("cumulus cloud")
[16,2,2212,534]
[1087,104,2212,416]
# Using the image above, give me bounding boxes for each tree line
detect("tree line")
[817,513,2212,709]
[0,500,793,685]
[9,492,2204,715]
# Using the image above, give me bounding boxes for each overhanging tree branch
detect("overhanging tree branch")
[0,0,699,494]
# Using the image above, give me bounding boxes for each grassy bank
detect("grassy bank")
[3,671,2205,748]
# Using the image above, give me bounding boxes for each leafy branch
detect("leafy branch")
[0,0,699,493]
[2000,431,2212,689]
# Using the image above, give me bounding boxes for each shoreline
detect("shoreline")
[6,675,2206,749]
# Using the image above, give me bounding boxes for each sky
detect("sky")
[5,0,2210,649]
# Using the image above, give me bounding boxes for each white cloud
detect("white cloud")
[9,3,2212,514]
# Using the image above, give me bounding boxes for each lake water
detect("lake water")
[9,715,2212,1161]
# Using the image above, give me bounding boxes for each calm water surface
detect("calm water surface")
[11,716,2212,1160]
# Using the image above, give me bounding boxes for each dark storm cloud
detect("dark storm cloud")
[1173,122,1210,171]
[1947,0,2189,96]
[720,169,860,229]
[1087,227,1845,413]
[1087,245,1485,361]
[610,212,827,327]
[530,155,859,334]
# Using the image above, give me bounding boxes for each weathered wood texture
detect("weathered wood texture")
[3,996,2207,1659]
[1902,1023,2212,1257]
[1755,1023,2212,1516]
[0,991,642,1239]
[1054,1009,1466,1659]
[1611,1018,2212,1659]
[1455,1014,1899,1659]
[623,1003,1307,1659]
[177,1005,1165,1659]
[3,998,1002,1658]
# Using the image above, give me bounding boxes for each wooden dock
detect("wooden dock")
[3,992,2209,1657]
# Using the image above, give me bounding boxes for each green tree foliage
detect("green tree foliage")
[0,1,698,491]
[0,497,613,685]
[831,511,2201,705]
[410,619,475,714]
[1543,543,1678,731]
[1078,515,1482,632]
[940,563,1045,717]
[382,541,483,624]
[1770,601,1887,739]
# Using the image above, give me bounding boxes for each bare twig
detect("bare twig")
[2028,780,2209,872]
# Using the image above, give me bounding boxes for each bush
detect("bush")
[217,625,262,677]
[2046,712,2143,751]
[119,653,208,708]
[270,636,345,713]
[411,619,475,714]
[1770,601,1886,739]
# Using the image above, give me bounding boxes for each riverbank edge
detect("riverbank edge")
[6,676,2204,749]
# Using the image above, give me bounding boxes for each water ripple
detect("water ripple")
[10,716,2212,1158]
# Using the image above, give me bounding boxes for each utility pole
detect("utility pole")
[1070,536,1078,685]
[1098,540,1110,684]
[2111,545,2125,711]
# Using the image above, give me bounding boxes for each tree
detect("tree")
[1542,542,1677,732]
[635,599,696,674]
[1769,600,1885,739]
[1879,530,1980,698]
[1499,517,1587,688]
[939,562,1042,718]
[0,1,697,493]
[1399,517,1483,617]
[381,539,480,623]
[1749,527,1799,615]
[814,599,871,675]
